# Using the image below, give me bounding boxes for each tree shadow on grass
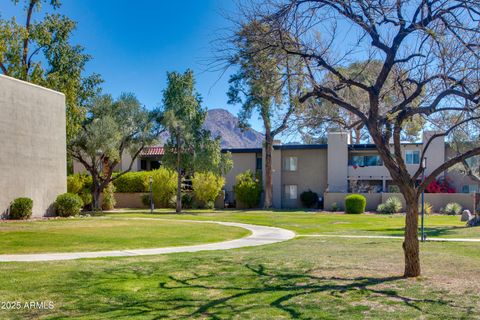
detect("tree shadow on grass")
[61,263,476,319]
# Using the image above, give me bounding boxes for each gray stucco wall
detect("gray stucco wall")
[0,75,66,217]
[224,152,257,193]
[280,149,328,208]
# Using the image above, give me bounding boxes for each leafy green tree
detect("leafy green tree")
[227,21,303,208]
[0,0,103,145]
[191,172,225,209]
[151,168,178,208]
[161,70,232,213]
[234,170,262,208]
[69,93,157,210]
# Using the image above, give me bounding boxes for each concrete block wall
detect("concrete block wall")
[0,75,66,217]
[324,192,475,212]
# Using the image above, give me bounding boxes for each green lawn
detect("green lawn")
[107,209,479,239]
[0,237,479,319]
[1,210,479,319]
[0,218,249,254]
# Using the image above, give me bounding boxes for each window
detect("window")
[284,157,298,171]
[405,150,420,164]
[284,185,298,200]
[256,156,262,171]
[364,155,382,166]
[462,184,479,193]
[349,155,382,166]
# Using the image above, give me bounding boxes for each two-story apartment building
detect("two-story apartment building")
[223,131,478,208]
[73,131,478,210]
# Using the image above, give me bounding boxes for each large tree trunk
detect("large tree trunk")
[403,191,421,277]
[263,133,273,208]
[92,184,102,211]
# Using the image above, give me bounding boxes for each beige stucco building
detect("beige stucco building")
[73,129,478,210]
[223,131,478,209]
[0,75,67,217]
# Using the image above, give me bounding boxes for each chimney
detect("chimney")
[327,131,349,192]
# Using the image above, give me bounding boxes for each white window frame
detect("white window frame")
[284,185,298,200]
[405,150,420,165]
[284,156,298,171]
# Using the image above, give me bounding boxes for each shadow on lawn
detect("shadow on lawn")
[66,263,471,319]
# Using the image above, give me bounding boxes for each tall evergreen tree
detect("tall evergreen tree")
[161,70,232,213]
[227,21,303,208]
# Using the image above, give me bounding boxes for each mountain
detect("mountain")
[204,109,264,148]
[158,108,264,148]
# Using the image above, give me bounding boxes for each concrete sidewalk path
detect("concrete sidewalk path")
[0,220,296,262]
[298,234,480,242]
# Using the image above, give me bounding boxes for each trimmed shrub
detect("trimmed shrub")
[442,202,462,215]
[191,172,225,209]
[377,196,402,214]
[113,171,150,193]
[151,168,178,207]
[9,197,33,220]
[234,170,262,208]
[300,190,318,208]
[102,183,116,210]
[345,194,366,214]
[55,193,84,217]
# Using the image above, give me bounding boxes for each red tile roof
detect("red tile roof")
[140,146,164,157]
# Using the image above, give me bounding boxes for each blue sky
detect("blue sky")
[2,0,264,131]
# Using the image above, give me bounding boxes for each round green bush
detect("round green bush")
[10,197,33,220]
[300,190,318,208]
[344,194,366,214]
[55,193,84,217]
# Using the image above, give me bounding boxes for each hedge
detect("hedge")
[300,190,318,208]
[112,171,150,193]
[55,193,84,217]
[10,197,33,220]
[345,194,366,214]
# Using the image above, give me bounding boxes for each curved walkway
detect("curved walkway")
[0,219,296,262]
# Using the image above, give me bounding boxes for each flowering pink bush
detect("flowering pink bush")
[425,177,455,193]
